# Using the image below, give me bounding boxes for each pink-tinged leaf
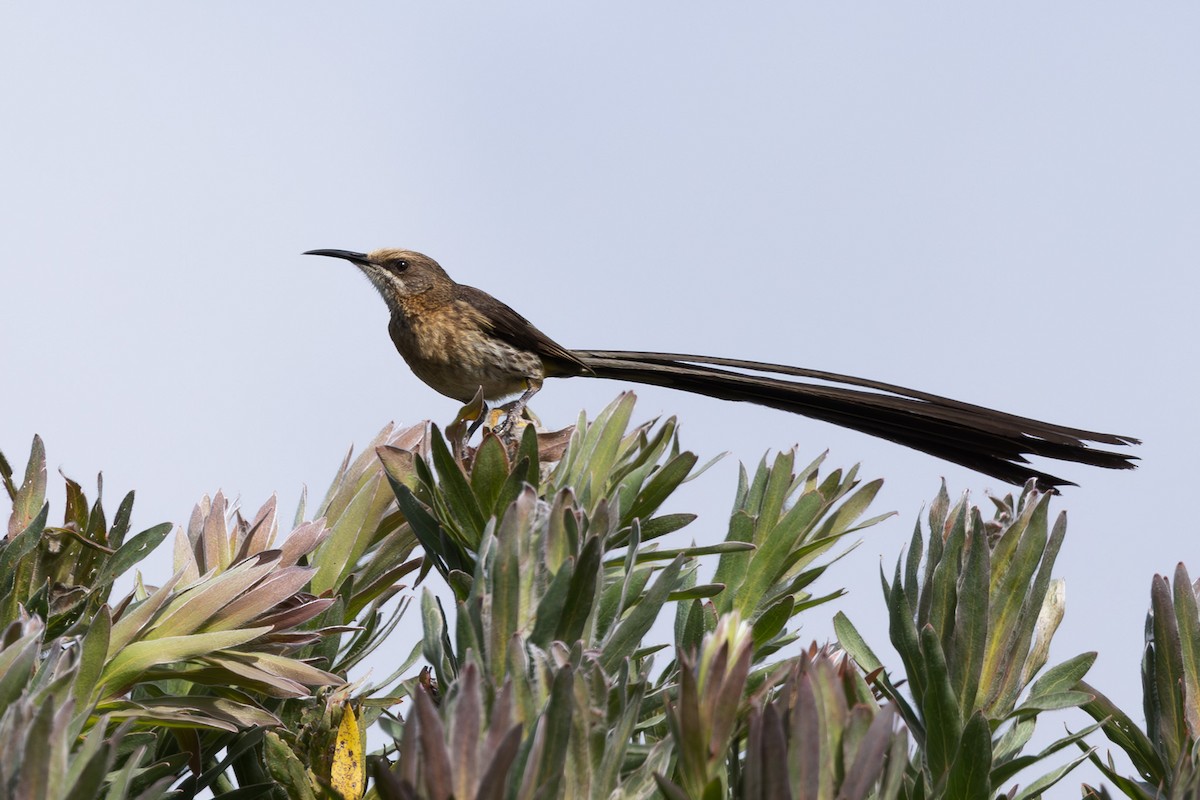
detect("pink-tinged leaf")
[256,631,323,648]
[711,641,753,753]
[279,520,329,567]
[202,653,310,697]
[474,724,522,800]
[173,529,200,584]
[201,491,230,572]
[186,497,207,544]
[153,552,280,638]
[101,696,281,730]
[208,566,316,631]
[230,651,344,688]
[323,425,396,523]
[484,682,516,756]
[415,688,453,800]
[759,703,791,800]
[387,422,429,453]
[312,624,363,635]
[236,495,279,562]
[101,627,271,693]
[253,597,335,631]
[449,663,482,799]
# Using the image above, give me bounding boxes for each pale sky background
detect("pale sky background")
[2,4,1197,794]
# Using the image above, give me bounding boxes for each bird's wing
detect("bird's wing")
[457,284,588,375]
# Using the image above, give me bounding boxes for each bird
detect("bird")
[303,247,1138,489]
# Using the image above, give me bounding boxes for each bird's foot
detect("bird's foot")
[491,402,541,442]
[491,406,523,441]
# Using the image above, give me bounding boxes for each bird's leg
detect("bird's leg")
[493,378,542,440]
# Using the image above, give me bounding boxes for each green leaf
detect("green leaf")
[756,450,795,533]
[1148,571,1187,766]
[1171,562,1200,737]
[814,478,886,540]
[0,504,47,622]
[711,511,757,612]
[100,627,271,694]
[1010,690,1095,715]
[992,716,1036,768]
[1027,651,1097,700]
[951,523,989,716]
[834,611,883,673]
[430,424,487,542]
[733,492,823,617]
[626,540,753,565]
[904,515,924,615]
[888,560,926,708]
[991,721,1101,787]
[601,556,684,674]
[264,731,319,800]
[944,711,992,798]
[8,435,47,538]
[676,600,709,655]
[574,393,637,504]
[1011,748,1093,800]
[0,447,14,501]
[517,422,541,485]
[92,522,173,587]
[311,471,390,595]
[750,596,793,652]
[636,512,697,543]
[531,665,575,798]
[981,497,1055,716]
[920,625,962,781]
[15,699,54,800]
[470,433,510,515]
[926,500,966,645]
[391,480,463,579]
[668,584,723,601]
[625,452,698,525]
[0,625,41,709]
[61,722,118,800]
[107,571,183,656]
[106,491,135,550]
[73,604,111,709]
[490,509,523,677]
[1076,679,1164,783]
[554,535,601,646]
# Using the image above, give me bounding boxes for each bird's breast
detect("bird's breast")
[388,301,545,403]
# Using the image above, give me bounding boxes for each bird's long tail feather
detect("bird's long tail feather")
[571,350,1138,489]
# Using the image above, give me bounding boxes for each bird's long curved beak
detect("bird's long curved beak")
[303,249,371,265]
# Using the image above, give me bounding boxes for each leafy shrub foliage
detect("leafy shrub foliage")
[0,394,1184,798]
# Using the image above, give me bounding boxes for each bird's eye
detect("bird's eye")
[394,259,409,271]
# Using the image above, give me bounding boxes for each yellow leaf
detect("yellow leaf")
[331,703,364,800]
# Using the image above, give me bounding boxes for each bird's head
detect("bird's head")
[303,248,453,313]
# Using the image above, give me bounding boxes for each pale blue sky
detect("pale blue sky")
[3,4,1197,792]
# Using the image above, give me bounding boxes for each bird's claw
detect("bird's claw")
[490,407,520,441]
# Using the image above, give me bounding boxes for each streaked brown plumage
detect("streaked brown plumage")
[304,247,1139,489]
